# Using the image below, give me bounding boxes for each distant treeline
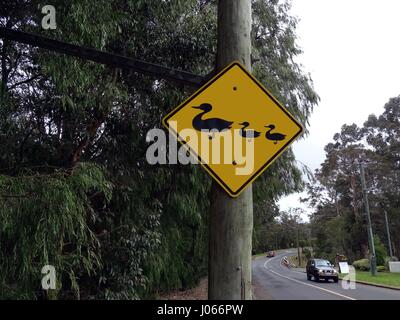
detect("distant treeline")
[304,96,400,264]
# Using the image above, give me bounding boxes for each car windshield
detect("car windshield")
[315,260,331,267]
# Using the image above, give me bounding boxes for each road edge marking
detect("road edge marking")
[263,255,356,301]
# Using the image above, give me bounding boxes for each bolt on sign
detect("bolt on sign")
[162,62,303,197]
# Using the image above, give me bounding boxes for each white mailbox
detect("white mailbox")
[389,262,400,273]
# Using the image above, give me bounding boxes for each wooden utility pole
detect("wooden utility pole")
[296,227,301,267]
[383,208,394,257]
[208,0,253,300]
[359,162,377,276]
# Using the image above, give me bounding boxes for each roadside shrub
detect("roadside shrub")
[299,240,307,248]
[374,236,387,266]
[353,259,370,271]
[303,248,312,259]
[377,266,386,272]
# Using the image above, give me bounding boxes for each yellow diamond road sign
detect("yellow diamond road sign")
[162,61,303,197]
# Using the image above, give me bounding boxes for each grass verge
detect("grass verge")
[340,271,400,289]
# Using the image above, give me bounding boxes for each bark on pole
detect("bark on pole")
[384,209,394,257]
[208,0,253,300]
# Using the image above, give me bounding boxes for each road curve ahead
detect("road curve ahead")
[252,250,400,300]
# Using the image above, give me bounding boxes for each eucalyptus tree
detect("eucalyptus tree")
[0,0,318,299]
[306,97,400,262]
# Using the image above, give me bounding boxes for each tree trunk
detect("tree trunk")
[1,39,9,97]
[208,0,253,300]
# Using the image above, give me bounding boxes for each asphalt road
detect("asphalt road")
[252,250,400,300]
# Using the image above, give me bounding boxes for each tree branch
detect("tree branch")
[68,69,119,171]
[8,74,41,90]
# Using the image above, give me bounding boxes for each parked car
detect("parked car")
[266,251,275,258]
[306,258,339,283]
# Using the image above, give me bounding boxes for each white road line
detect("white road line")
[263,256,356,301]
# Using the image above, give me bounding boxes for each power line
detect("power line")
[0,27,206,88]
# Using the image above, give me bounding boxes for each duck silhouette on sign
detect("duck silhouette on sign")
[265,124,286,144]
[239,122,261,140]
[192,103,233,138]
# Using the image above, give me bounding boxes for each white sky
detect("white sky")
[278,0,400,220]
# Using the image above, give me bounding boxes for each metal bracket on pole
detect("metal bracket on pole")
[0,27,206,88]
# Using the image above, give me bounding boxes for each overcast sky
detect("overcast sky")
[278,0,400,220]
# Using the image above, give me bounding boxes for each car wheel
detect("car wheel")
[334,277,339,283]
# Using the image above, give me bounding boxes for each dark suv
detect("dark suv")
[306,259,339,283]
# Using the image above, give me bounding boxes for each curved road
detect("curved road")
[252,250,400,300]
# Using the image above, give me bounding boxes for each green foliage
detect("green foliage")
[252,0,319,129]
[374,236,387,266]
[253,209,311,254]
[1,0,317,299]
[298,240,307,247]
[377,266,386,272]
[347,271,400,288]
[303,247,312,259]
[353,259,370,271]
[305,95,400,266]
[0,163,111,299]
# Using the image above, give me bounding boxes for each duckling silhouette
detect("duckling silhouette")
[265,124,286,144]
[239,122,261,139]
[192,103,233,137]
